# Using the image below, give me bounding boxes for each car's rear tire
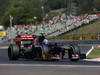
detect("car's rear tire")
[8,44,19,60]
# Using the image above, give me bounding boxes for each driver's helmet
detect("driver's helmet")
[43,39,48,45]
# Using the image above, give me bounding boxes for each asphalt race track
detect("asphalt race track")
[0,42,100,75]
[0,65,100,75]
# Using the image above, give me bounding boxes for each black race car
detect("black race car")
[8,35,86,61]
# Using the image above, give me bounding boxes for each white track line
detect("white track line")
[86,46,94,56]
[0,64,100,68]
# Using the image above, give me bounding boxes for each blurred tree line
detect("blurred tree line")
[0,0,100,27]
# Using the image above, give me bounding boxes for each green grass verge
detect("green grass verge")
[87,48,100,59]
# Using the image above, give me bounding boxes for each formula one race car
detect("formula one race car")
[8,35,86,61]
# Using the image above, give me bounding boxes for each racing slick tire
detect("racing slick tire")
[8,44,19,60]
